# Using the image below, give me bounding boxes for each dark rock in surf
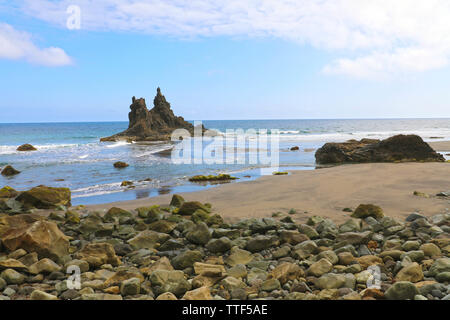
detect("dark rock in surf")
[17,144,37,152]
[315,135,444,164]
[1,165,21,176]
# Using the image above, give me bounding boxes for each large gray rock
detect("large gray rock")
[315,135,444,164]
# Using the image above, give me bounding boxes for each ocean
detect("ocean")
[1,118,449,205]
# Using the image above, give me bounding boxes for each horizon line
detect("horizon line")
[1,116,450,125]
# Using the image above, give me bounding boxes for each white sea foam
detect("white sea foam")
[105,141,129,148]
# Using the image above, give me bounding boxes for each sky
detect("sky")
[1,0,450,122]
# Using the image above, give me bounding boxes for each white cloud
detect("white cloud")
[0,22,72,66]
[10,0,450,77]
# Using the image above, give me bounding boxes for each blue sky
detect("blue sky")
[1,1,450,122]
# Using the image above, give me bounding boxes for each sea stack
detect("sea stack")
[101,88,203,142]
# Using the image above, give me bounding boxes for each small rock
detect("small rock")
[120,277,141,296]
[30,290,58,300]
[307,258,333,277]
[113,161,129,168]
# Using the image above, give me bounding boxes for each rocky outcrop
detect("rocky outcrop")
[101,88,204,142]
[315,135,445,164]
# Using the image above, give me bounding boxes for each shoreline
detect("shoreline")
[85,162,450,224]
[74,140,450,205]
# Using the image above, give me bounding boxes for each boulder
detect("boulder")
[120,277,141,296]
[28,258,61,274]
[205,237,232,253]
[315,273,347,289]
[428,258,450,276]
[150,270,191,296]
[315,135,444,164]
[103,207,133,223]
[269,262,304,284]
[170,194,185,208]
[182,286,212,300]
[385,281,419,300]
[307,258,333,277]
[245,235,278,252]
[0,186,18,198]
[30,290,58,300]
[351,204,384,220]
[74,243,121,268]
[172,250,203,270]
[0,216,69,261]
[127,230,170,250]
[0,268,26,284]
[225,247,253,267]
[395,262,423,282]
[186,222,211,245]
[148,220,177,234]
[178,201,209,216]
[1,165,20,176]
[17,144,37,151]
[16,185,71,209]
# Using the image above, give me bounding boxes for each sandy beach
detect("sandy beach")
[430,140,450,152]
[86,161,450,224]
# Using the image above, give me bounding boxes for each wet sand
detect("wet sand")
[86,162,450,224]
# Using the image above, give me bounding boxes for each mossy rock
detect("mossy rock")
[148,220,177,234]
[169,194,185,208]
[191,209,210,223]
[1,165,21,176]
[272,171,288,175]
[206,214,224,227]
[0,186,18,198]
[136,205,160,219]
[103,207,133,223]
[65,210,80,224]
[167,214,184,223]
[351,204,384,220]
[188,174,237,182]
[178,201,210,216]
[120,181,133,187]
[16,185,71,209]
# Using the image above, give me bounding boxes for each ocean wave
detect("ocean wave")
[105,141,130,148]
[71,178,166,198]
[0,143,83,155]
[210,129,450,143]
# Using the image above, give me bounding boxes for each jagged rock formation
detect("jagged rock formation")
[315,134,445,164]
[101,88,203,142]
